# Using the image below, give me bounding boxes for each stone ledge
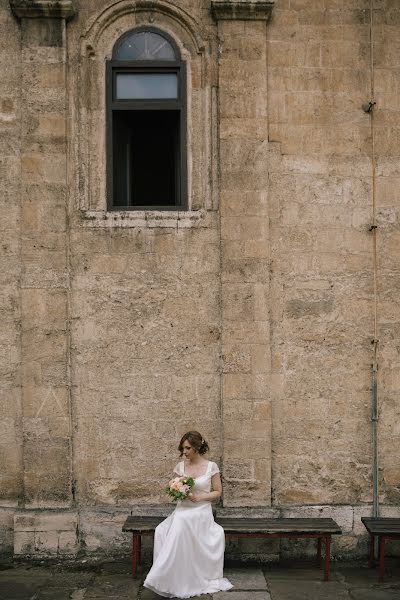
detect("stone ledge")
[4,504,397,559]
[79,209,214,229]
[10,0,76,20]
[211,0,274,22]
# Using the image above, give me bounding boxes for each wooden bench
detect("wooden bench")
[122,515,342,581]
[362,517,400,582]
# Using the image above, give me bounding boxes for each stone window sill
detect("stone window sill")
[80,209,212,229]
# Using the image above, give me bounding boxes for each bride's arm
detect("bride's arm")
[188,473,222,503]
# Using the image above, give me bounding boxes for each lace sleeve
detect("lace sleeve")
[209,462,220,477]
[173,461,183,476]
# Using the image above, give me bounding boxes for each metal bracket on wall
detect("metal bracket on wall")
[362,101,376,113]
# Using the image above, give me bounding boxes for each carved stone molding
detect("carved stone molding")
[210,0,274,21]
[10,0,75,20]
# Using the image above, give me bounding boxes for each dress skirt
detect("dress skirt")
[143,500,233,598]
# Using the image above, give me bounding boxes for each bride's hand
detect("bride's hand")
[187,492,200,503]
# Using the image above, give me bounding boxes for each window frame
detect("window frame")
[106,27,187,211]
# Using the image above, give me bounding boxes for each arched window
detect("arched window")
[107,28,187,210]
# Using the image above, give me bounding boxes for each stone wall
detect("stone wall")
[0,0,399,560]
[0,0,22,553]
[267,0,400,511]
[268,2,375,507]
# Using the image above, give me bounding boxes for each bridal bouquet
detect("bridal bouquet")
[166,476,195,501]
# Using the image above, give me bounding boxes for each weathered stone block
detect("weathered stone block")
[35,62,65,88]
[224,320,270,345]
[223,460,255,481]
[222,283,255,321]
[23,438,71,506]
[223,479,270,507]
[225,418,270,441]
[0,509,14,553]
[14,530,35,555]
[79,510,133,553]
[19,14,67,47]
[223,374,267,400]
[222,257,270,284]
[243,240,270,258]
[21,289,67,329]
[222,344,251,374]
[352,506,373,538]
[334,535,359,555]
[220,190,268,217]
[58,530,78,554]
[15,511,77,532]
[224,439,269,461]
[22,385,69,419]
[21,153,66,184]
[21,330,67,362]
[34,530,59,553]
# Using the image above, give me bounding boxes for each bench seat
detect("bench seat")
[122,515,342,581]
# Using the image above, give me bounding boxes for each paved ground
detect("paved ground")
[0,559,399,600]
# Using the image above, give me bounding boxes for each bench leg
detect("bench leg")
[324,535,331,582]
[132,534,140,578]
[378,536,385,583]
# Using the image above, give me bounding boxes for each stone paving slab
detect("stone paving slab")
[0,568,49,600]
[139,568,266,598]
[222,568,267,590]
[0,580,37,600]
[350,591,400,600]
[0,562,400,600]
[31,590,73,600]
[266,580,350,600]
[41,572,94,588]
[263,565,340,582]
[141,591,211,600]
[338,564,400,588]
[70,592,86,600]
[83,574,140,599]
[214,593,270,600]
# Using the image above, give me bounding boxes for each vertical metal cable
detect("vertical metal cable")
[371,342,379,518]
[369,0,379,520]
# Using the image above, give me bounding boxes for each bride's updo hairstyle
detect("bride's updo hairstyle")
[178,431,209,456]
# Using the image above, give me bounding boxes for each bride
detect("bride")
[143,431,233,598]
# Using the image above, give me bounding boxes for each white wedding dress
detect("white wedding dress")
[143,460,233,598]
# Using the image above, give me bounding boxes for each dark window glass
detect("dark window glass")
[113,110,179,207]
